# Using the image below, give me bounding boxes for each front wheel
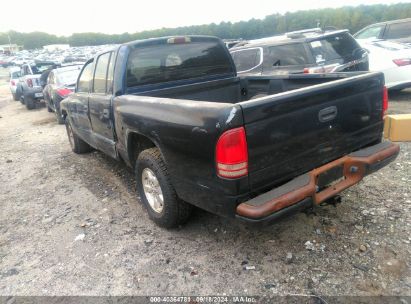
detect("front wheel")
[136,148,192,228]
[65,119,92,154]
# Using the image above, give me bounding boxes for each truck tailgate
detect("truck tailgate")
[240,72,386,191]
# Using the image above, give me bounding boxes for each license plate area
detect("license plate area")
[34,93,43,98]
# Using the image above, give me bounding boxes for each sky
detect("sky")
[1,0,410,36]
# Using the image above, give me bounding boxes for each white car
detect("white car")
[9,67,21,101]
[359,40,411,91]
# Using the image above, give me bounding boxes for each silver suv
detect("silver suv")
[230,29,369,75]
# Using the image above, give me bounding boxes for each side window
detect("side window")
[385,22,411,39]
[231,48,261,72]
[77,61,94,93]
[93,52,110,94]
[106,52,115,93]
[355,26,383,39]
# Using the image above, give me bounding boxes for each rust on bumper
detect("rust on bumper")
[236,141,400,220]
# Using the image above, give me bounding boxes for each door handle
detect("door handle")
[103,109,110,119]
[318,106,338,123]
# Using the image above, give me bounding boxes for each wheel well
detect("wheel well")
[127,132,156,168]
[61,109,67,119]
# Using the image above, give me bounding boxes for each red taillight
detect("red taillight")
[11,80,15,86]
[216,127,248,178]
[393,58,411,66]
[382,86,388,118]
[56,88,72,97]
[26,78,33,88]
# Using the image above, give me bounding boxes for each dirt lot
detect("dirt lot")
[0,68,410,297]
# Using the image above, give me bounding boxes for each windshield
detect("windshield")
[57,69,81,85]
[126,40,234,87]
[310,33,360,63]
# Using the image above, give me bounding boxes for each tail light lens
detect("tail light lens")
[11,80,15,86]
[393,58,411,66]
[56,88,72,97]
[382,86,388,118]
[216,127,248,178]
[26,78,33,88]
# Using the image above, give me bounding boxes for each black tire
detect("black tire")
[47,104,53,112]
[25,95,35,110]
[65,119,92,154]
[136,148,192,228]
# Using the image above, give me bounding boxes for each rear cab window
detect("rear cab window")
[231,48,262,73]
[31,63,55,75]
[126,38,234,88]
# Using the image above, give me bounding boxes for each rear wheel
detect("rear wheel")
[136,148,192,228]
[65,119,92,154]
[25,95,35,110]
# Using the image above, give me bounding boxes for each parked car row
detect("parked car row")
[8,60,83,117]
[0,44,117,68]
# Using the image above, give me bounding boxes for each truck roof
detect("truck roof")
[123,35,222,48]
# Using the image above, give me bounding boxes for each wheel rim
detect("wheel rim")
[66,123,74,149]
[142,168,164,213]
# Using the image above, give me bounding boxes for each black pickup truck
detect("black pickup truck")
[61,36,399,228]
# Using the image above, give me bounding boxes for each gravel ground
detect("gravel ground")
[0,68,410,297]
